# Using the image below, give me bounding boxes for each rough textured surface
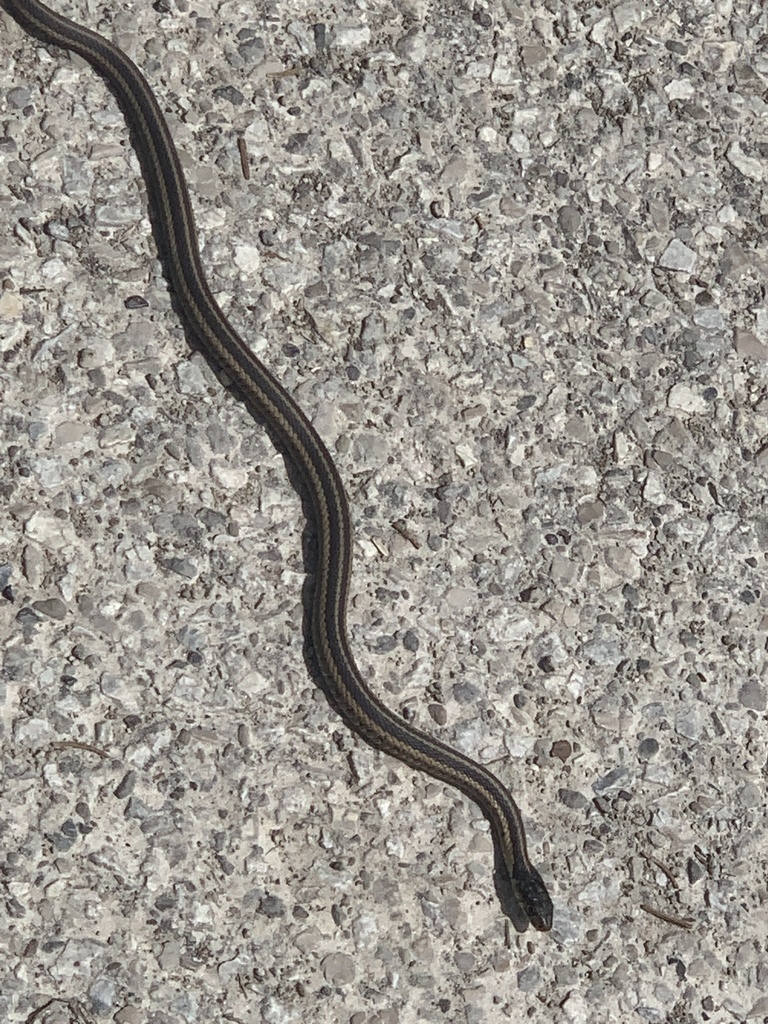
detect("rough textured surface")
[2,0,768,1021]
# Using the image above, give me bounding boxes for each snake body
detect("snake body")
[3,0,553,931]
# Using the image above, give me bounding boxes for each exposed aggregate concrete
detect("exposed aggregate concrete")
[2,1,768,1021]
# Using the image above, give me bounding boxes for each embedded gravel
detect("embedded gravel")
[2,1,768,1022]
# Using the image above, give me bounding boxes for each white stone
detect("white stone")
[658,239,697,273]
[667,383,707,414]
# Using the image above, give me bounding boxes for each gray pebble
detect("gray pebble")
[658,238,698,272]
[89,978,117,1016]
[31,597,67,620]
[321,952,356,985]
[738,679,765,711]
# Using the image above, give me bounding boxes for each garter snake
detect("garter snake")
[3,0,554,931]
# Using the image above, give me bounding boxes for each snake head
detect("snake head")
[513,867,554,932]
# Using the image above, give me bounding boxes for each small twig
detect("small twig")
[49,741,110,759]
[266,66,302,79]
[370,536,389,557]
[640,903,694,929]
[643,853,680,890]
[391,519,421,550]
[25,998,97,1024]
[237,136,250,180]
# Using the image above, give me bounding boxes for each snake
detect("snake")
[3,0,554,932]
